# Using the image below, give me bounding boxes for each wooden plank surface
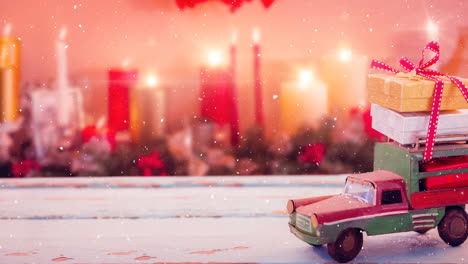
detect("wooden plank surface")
[0,176,467,263]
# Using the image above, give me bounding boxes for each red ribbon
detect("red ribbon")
[371,41,468,161]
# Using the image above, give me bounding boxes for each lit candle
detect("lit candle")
[0,24,20,122]
[253,28,264,126]
[200,51,232,126]
[230,29,240,146]
[200,67,232,125]
[280,70,328,135]
[56,27,70,127]
[322,49,368,115]
[130,75,165,144]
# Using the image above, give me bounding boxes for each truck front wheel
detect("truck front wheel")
[327,228,363,263]
[438,208,468,246]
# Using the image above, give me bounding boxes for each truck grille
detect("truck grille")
[296,213,313,233]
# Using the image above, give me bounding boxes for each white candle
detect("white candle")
[280,71,328,135]
[253,27,264,125]
[154,88,165,136]
[131,76,166,143]
[323,52,368,114]
[56,27,70,126]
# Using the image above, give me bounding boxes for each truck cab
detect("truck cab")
[288,142,468,262]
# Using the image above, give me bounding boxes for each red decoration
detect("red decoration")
[137,151,168,176]
[11,160,41,178]
[298,143,326,164]
[108,69,138,132]
[371,41,468,161]
[176,0,274,12]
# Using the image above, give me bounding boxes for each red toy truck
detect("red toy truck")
[287,142,468,262]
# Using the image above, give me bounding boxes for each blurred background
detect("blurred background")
[0,0,467,177]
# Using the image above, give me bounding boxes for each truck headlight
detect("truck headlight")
[287,200,295,214]
[311,214,318,229]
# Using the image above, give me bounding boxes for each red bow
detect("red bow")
[371,41,468,161]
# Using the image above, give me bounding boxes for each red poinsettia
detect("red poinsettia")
[137,151,168,176]
[299,143,326,165]
[12,159,41,178]
[176,0,274,12]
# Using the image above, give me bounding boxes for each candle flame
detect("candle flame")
[231,28,238,44]
[253,27,260,43]
[146,75,159,87]
[122,57,131,68]
[338,49,352,62]
[208,51,222,66]
[96,116,107,129]
[299,70,314,88]
[59,26,67,41]
[427,20,438,40]
[3,23,11,36]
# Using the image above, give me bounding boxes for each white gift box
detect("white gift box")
[371,104,468,145]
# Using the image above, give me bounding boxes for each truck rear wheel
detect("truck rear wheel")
[438,208,468,246]
[327,228,363,263]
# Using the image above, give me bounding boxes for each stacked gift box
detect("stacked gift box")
[368,72,468,191]
[368,73,468,145]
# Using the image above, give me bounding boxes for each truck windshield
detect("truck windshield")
[342,177,376,205]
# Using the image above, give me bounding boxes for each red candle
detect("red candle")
[200,67,232,125]
[229,30,240,146]
[108,69,138,132]
[253,28,264,126]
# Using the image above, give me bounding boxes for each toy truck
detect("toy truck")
[287,142,468,262]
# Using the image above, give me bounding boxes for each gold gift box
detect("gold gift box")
[368,73,468,112]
